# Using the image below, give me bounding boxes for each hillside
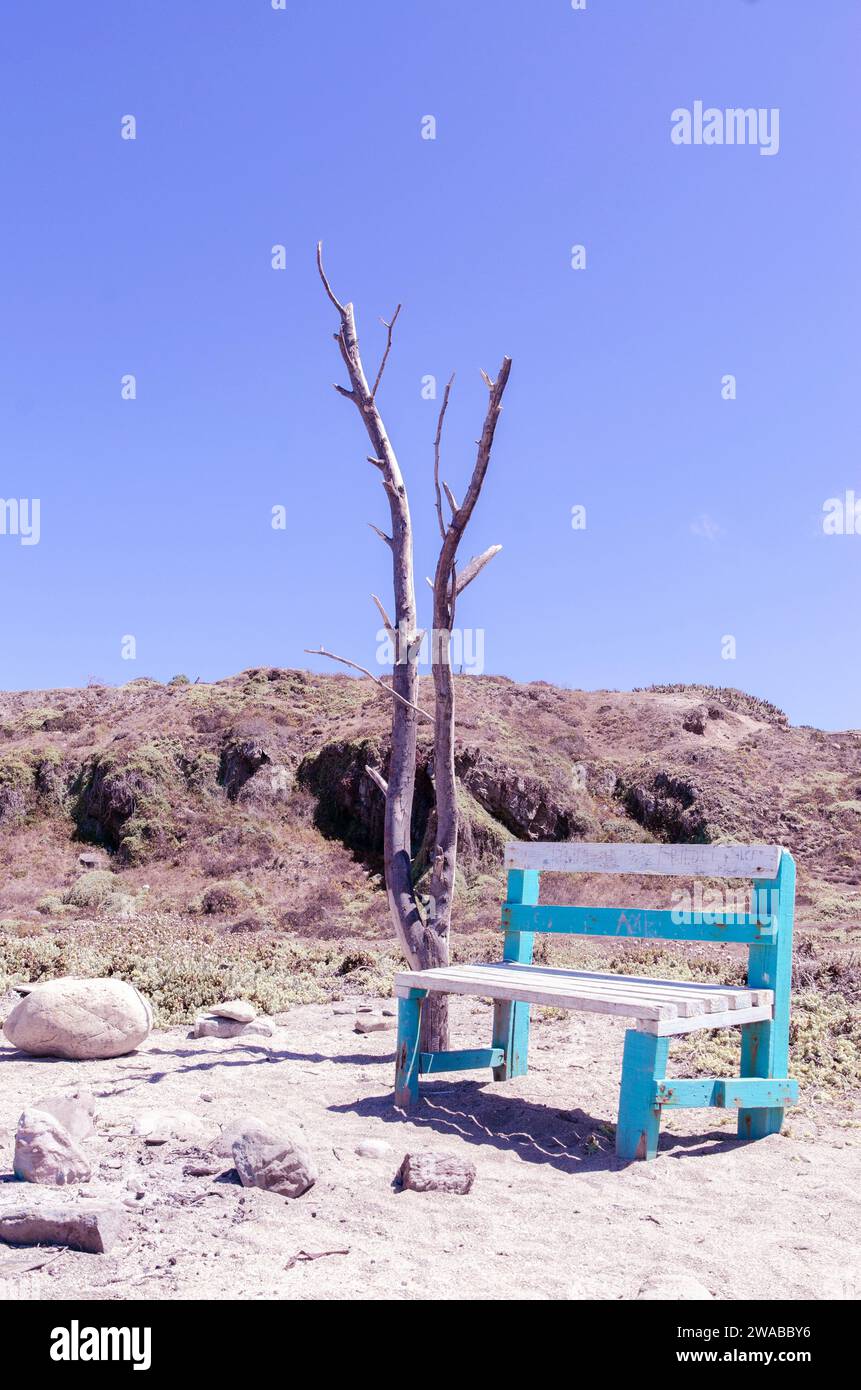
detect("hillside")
[0,669,859,931]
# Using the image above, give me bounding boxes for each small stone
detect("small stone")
[354,1014,395,1034]
[209,1000,256,1023]
[199,1092,214,1103]
[192,1015,274,1040]
[355,1139,392,1159]
[232,1121,317,1198]
[381,1006,396,1017]
[332,1002,355,1015]
[242,1018,275,1038]
[33,1090,96,1142]
[396,1152,475,1194]
[134,1108,215,1145]
[14,1109,92,1187]
[182,1157,223,1177]
[636,1274,714,1301]
[78,852,103,869]
[0,1199,125,1254]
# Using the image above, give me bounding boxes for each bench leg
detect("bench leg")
[394,991,425,1110]
[491,999,531,1081]
[737,1019,784,1140]
[616,1030,669,1161]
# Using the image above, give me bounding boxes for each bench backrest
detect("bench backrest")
[502,841,793,945]
[501,842,795,1061]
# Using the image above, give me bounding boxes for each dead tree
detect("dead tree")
[309,244,511,1050]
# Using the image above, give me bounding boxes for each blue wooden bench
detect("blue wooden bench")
[394,841,798,1160]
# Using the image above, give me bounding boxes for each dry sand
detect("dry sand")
[0,996,858,1302]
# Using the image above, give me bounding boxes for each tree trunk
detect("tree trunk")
[314,248,511,1062]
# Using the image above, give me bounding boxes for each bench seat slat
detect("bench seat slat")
[475,963,771,1009]
[394,962,773,1033]
[432,964,737,1015]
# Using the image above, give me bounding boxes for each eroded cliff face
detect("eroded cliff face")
[0,670,858,927]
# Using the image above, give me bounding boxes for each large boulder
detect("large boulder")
[14,1109,92,1186]
[231,1120,317,1198]
[3,977,152,1059]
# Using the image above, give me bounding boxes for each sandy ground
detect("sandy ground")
[0,996,858,1302]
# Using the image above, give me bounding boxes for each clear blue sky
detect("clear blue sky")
[1,1,858,729]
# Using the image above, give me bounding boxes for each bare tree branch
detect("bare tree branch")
[433,374,455,540]
[316,242,347,314]
[304,647,433,721]
[442,482,459,516]
[368,522,393,548]
[371,592,395,635]
[370,305,402,399]
[365,765,388,796]
[455,543,503,595]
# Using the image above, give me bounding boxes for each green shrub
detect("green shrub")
[63,870,116,909]
[198,879,258,915]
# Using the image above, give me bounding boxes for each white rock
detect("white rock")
[355,1139,392,1159]
[192,1015,274,1040]
[232,1121,317,1198]
[636,1274,714,1301]
[33,1090,96,1142]
[354,1014,395,1034]
[3,977,152,1059]
[209,1000,256,1023]
[134,1108,216,1146]
[14,1109,92,1186]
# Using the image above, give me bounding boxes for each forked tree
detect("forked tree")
[309,245,511,1051]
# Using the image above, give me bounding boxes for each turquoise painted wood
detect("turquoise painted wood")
[492,868,539,1080]
[419,1047,505,1074]
[654,1078,721,1108]
[616,1030,669,1161]
[655,1077,799,1109]
[392,844,798,1157]
[394,989,425,1110]
[738,851,796,1140]
[504,903,775,943]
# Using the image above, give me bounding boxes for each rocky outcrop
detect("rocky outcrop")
[455,748,586,842]
[218,720,295,808]
[618,771,709,843]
